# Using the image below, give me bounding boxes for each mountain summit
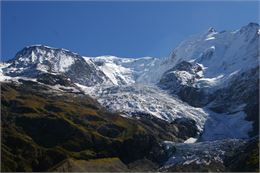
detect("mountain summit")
[207,27,216,33]
[3,45,113,86]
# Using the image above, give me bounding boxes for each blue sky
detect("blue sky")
[1,1,259,60]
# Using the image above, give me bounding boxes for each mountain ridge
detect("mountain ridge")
[1,22,259,172]
[1,23,259,138]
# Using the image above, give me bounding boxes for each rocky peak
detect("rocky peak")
[11,45,82,73]
[239,22,259,34]
[3,45,112,86]
[207,27,216,33]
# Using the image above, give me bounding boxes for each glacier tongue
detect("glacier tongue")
[77,82,253,141]
[78,83,208,132]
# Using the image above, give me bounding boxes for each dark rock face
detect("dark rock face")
[118,134,159,164]
[209,67,259,113]
[208,67,259,137]
[171,118,199,139]
[158,61,202,91]
[148,141,177,166]
[225,137,259,172]
[157,61,210,107]
[245,100,259,137]
[65,59,109,86]
[178,86,213,107]
[173,61,203,73]
[36,73,73,86]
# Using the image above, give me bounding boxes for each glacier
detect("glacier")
[0,23,259,143]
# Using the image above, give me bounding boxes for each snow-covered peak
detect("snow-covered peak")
[207,27,216,33]
[239,22,259,32]
[78,23,259,87]
[2,45,113,86]
[167,23,259,88]
[23,45,80,55]
[11,45,81,73]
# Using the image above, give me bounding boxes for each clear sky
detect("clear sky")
[1,1,259,60]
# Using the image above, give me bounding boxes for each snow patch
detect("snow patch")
[205,37,215,41]
[184,137,198,143]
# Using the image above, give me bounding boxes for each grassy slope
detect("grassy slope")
[1,81,183,171]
